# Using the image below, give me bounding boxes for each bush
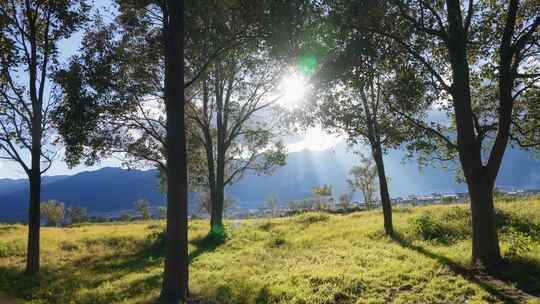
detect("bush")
[294,212,330,225]
[502,227,534,259]
[411,207,540,246]
[496,210,540,241]
[145,230,166,254]
[267,232,287,248]
[410,207,470,244]
[0,241,24,258]
[202,225,228,247]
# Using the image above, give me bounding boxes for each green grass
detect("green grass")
[1,199,540,303]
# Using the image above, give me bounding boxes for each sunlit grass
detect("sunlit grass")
[1,199,540,303]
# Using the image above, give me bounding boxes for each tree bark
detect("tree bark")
[160,0,188,302]
[210,69,227,228]
[210,149,225,228]
[468,176,501,268]
[372,142,393,235]
[25,167,41,274]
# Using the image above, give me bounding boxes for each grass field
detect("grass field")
[1,199,540,303]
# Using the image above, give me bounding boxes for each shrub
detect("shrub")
[0,242,9,258]
[60,241,81,252]
[145,230,166,254]
[410,208,470,244]
[202,225,228,247]
[295,212,330,225]
[496,210,540,241]
[0,241,24,258]
[267,232,287,248]
[502,227,534,259]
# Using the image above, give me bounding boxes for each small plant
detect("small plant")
[411,214,449,243]
[0,242,9,258]
[503,227,534,259]
[268,232,287,248]
[203,225,229,246]
[295,212,330,225]
[0,240,24,257]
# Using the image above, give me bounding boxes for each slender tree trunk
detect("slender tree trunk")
[210,153,225,228]
[25,166,41,274]
[160,0,188,302]
[372,142,393,235]
[210,76,226,228]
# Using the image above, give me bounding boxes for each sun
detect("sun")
[278,72,307,107]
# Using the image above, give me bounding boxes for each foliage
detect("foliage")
[294,212,330,225]
[337,192,353,210]
[197,191,236,218]
[0,0,90,173]
[311,185,333,210]
[40,200,66,227]
[134,198,151,220]
[502,227,534,259]
[348,156,378,209]
[119,213,132,222]
[67,206,88,224]
[157,206,167,219]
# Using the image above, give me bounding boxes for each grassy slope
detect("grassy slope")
[0,199,540,303]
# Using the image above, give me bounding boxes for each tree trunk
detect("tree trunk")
[160,0,188,302]
[372,143,393,235]
[210,154,225,228]
[468,176,502,268]
[445,0,502,268]
[25,167,41,274]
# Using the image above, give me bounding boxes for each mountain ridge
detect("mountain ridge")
[1,145,539,221]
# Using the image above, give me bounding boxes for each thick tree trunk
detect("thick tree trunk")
[160,0,188,302]
[468,177,502,268]
[372,143,393,235]
[25,167,41,274]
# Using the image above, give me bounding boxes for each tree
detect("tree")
[338,192,353,210]
[52,1,207,185]
[134,198,151,220]
[345,0,540,267]
[0,0,89,273]
[188,53,287,228]
[312,184,333,210]
[40,200,65,227]
[298,4,423,234]
[157,206,167,219]
[160,0,188,301]
[348,157,378,210]
[67,206,87,224]
[265,193,279,217]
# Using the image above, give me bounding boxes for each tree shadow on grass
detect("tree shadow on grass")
[0,239,168,304]
[188,228,227,264]
[391,233,539,303]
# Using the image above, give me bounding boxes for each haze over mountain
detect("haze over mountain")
[0,144,539,221]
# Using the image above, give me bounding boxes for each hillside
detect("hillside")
[1,199,540,303]
[2,145,540,221]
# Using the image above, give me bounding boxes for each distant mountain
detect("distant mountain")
[1,144,540,221]
[0,168,165,221]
